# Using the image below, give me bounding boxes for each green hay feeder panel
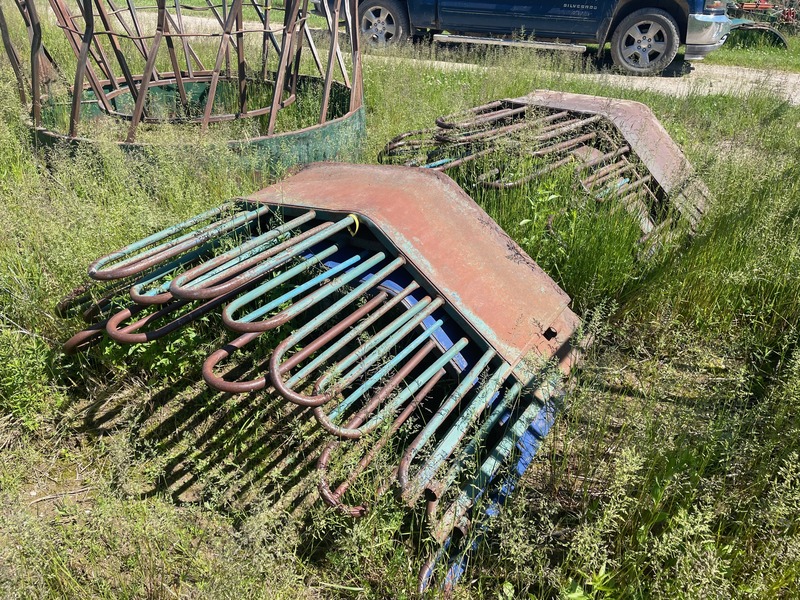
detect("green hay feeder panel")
[2,0,365,172]
[35,87,366,172]
[58,163,584,591]
[380,91,711,248]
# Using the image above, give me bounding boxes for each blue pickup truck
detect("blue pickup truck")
[348,0,733,74]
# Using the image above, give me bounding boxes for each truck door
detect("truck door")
[436,0,608,39]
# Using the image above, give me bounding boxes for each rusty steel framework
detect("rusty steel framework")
[380,91,710,245]
[58,163,583,589]
[0,0,362,146]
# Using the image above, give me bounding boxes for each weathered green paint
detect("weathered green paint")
[33,78,365,174]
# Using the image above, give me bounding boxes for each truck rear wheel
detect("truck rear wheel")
[610,9,680,75]
[359,0,410,45]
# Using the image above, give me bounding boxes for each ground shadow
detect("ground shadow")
[73,354,324,518]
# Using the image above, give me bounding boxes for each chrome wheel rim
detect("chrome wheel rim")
[360,7,397,43]
[620,21,668,68]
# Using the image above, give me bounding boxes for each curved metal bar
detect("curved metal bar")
[425,146,494,172]
[55,278,135,321]
[223,254,405,335]
[428,387,552,544]
[435,100,507,129]
[426,381,523,508]
[201,330,266,393]
[273,293,434,408]
[314,336,469,439]
[312,322,444,438]
[440,104,529,131]
[401,362,512,504]
[269,282,419,403]
[307,297,443,405]
[129,242,225,305]
[316,363,444,517]
[62,320,109,354]
[170,224,335,301]
[377,128,439,161]
[358,338,468,433]
[324,319,446,421]
[433,110,573,145]
[106,283,245,343]
[396,348,495,490]
[202,291,388,393]
[168,211,318,299]
[222,245,354,326]
[89,201,269,280]
[315,340,438,439]
[105,297,189,343]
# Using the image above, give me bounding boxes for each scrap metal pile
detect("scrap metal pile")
[730,0,799,30]
[59,163,582,587]
[0,0,363,161]
[380,91,709,246]
[726,0,794,47]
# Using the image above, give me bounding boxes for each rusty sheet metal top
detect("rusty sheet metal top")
[249,163,579,374]
[521,90,709,226]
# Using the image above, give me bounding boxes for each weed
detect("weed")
[1,26,800,599]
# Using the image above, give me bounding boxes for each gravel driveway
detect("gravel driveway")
[581,62,800,105]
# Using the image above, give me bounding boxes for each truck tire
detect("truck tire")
[610,9,680,75]
[359,0,410,45]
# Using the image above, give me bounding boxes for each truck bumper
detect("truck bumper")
[684,13,733,60]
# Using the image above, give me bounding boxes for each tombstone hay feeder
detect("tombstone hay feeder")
[0,0,364,167]
[380,91,710,248]
[58,163,584,590]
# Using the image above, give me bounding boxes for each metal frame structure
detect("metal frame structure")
[380,91,710,245]
[58,163,583,589]
[0,0,363,156]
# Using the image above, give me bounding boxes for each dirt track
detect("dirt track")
[579,62,800,105]
[367,52,800,105]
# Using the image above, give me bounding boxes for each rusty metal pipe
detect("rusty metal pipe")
[169,222,334,300]
[478,154,575,190]
[270,282,419,402]
[202,291,388,393]
[435,100,509,129]
[202,330,267,393]
[316,364,444,516]
[312,327,443,438]
[312,297,444,399]
[582,158,632,188]
[396,348,495,491]
[434,110,571,145]
[273,292,439,408]
[313,338,437,439]
[223,254,405,335]
[339,337,469,438]
[425,381,523,505]
[62,320,109,354]
[402,362,511,504]
[89,202,270,280]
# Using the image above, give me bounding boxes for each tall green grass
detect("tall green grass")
[0,32,799,599]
